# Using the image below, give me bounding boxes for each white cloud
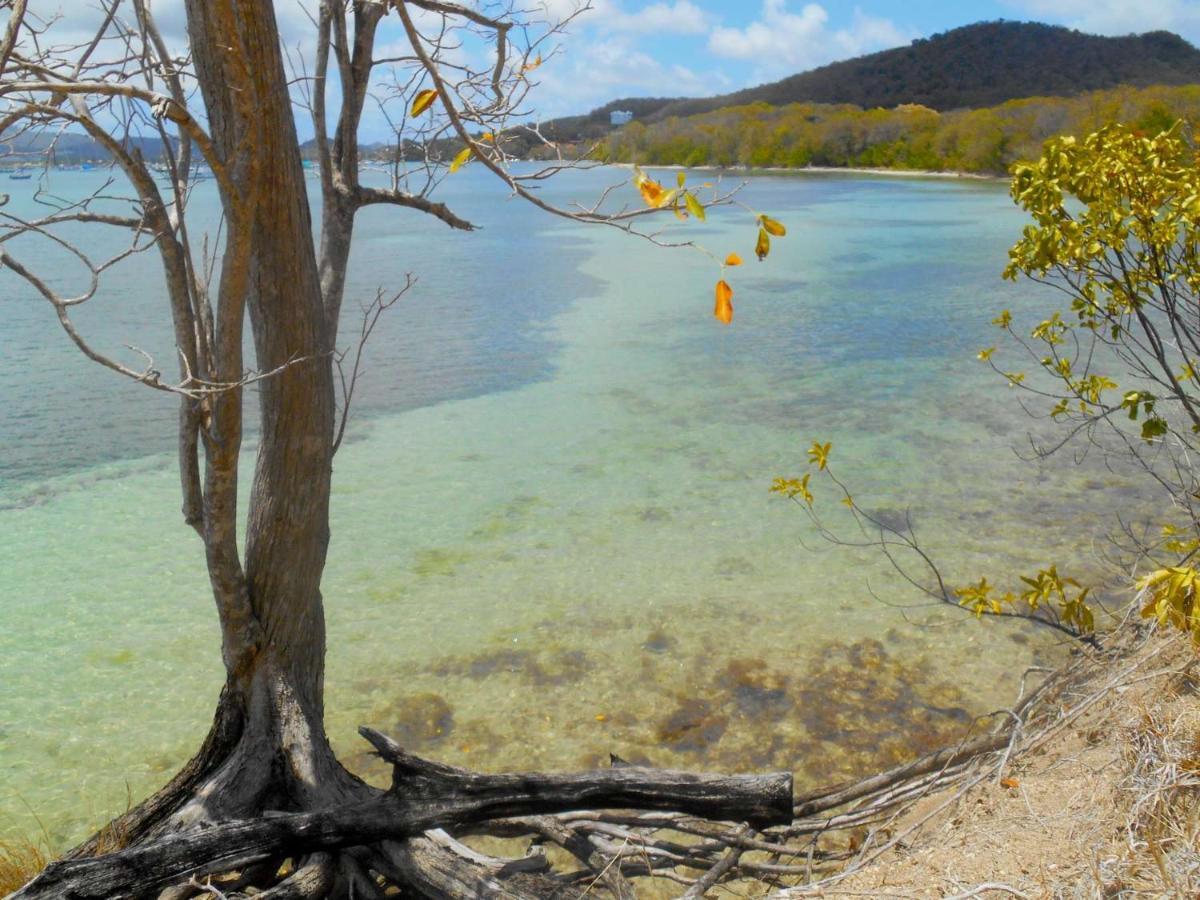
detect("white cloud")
[38,0,316,58]
[707,1,914,78]
[597,1,710,34]
[529,34,727,119]
[22,1,724,132]
[537,0,710,35]
[1003,0,1200,44]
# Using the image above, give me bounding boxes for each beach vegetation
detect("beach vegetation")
[776,120,1200,646]
[600,85,1200,175]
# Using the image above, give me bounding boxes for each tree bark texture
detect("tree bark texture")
[182,0,356,818]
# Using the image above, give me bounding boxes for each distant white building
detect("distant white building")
[610,110,634,126]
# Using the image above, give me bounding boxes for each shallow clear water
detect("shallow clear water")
[0,168,1151,846]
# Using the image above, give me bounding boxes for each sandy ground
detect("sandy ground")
[786,628,1200,899]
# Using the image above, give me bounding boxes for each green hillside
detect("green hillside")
[539,21,1200,146]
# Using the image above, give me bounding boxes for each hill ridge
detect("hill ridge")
[541,21,1200,142]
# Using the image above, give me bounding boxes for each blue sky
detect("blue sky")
[42,0,1200,141]
[519,0,1200,121]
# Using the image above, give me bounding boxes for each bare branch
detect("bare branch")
[332,276,415,455]
[0,0,29,77]
[353,184,474,229]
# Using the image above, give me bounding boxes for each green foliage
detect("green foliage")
[599,85,1200,175]
[1005,124,1200,292]
[1138,566,1200,641]
[953,569,1094,632]
[998,122,1200,443]
[997,120,1200,641]
[773,443,1097,637]
[771,120,1200,645]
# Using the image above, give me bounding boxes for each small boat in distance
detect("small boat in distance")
[8,170,32,180]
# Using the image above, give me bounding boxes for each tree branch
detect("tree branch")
[0,0,28,77]
[353,185,475,229]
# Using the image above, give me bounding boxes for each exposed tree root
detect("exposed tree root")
[11,619,1163,899]
[12,726,790,899]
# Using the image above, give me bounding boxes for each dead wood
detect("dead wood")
[381,832,581,900]
[253,854,336,900]
[12,727,791,900]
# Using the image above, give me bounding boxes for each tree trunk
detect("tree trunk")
[186,0,356,810]
[37,5,800,894]
[69,2,360,849]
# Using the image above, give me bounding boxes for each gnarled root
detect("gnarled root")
[13,726,792,899]
[18,628,1135,900]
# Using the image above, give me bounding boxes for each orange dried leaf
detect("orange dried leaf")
[714,279,734,324]
[755,227,770,261]
[638,178,667,208]
[410,89,438,117]
[725,252,743,266]
[760,215,787,236]
[521,54,542,73]
[1000,777,1019,789]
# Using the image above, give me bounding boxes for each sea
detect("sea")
[0,164,1153,847]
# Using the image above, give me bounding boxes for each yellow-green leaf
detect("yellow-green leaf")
[685,192,705,221]
[411,89,438,117]
[449,146,473,173]
[770,475,813,504]
[808,441,831,470]
[759,215,787,236]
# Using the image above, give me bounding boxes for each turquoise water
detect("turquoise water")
[0,168,1150,847]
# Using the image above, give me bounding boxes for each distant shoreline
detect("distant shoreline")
[611,161,1004,181]
[766,165,1001,181]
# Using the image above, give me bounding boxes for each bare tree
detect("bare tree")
[1,1,797,896]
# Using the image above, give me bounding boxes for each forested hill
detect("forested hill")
[541,21,1200,142]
